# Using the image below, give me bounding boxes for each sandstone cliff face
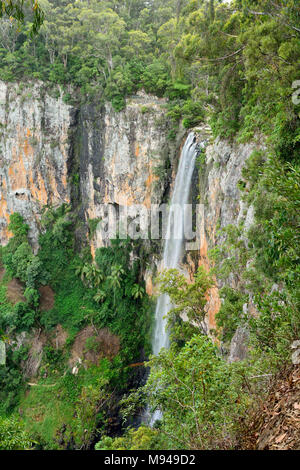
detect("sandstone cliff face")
[196,137,256,332]
[0,81,73,247]
[0,82,180,254]
[77,91,180,256]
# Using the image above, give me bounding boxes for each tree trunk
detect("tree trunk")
[209,0,215,23]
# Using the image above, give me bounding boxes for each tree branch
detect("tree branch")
[197,47,245,62]
[248,10,300,34]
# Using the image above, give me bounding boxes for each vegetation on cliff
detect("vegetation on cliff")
[0,208,152,448]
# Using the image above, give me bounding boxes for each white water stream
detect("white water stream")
[150,132,199,424]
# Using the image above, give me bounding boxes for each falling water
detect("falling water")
[150,132,199,424]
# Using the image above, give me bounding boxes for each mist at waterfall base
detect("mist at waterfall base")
[147,132,201,426]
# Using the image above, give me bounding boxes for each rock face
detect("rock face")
[200,138,257,247]
[0,81,73,247]
[0,83,181,252]
[196,137,257,330]
[77,91,181,255]
[228,325,250,363]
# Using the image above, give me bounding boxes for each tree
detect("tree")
[139,0,176,41]
[107,264,125,306]
[79,263,104,288]
[157,18,181,77]
[157,266,214,334]
[77,4,125,72]
[7,212,29,242]
[4,241,33,281]
[0,416,34,450]
[131,283,145,300]
[0,17,18,51]
[93,289,107,304]
[26,255,49,289]
[96,425,164,450]
[238,0,300,34]
[122,29,151,60]
[0,0,44,34]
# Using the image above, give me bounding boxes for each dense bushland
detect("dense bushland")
[0,207,152,448]
[0,1,299,139]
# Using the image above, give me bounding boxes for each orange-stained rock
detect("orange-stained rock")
[0,81,71,248]
[81,91,184,256]
[195,136,258,333]
[145,273,153,296]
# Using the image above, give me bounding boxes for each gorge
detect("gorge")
[0,0,299,452]
[0,81,257,447]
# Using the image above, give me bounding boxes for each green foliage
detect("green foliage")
[157,267,214,338]
[18,358,115,449]
[117,334,248,450]
[249,290,297,367]
[6,241,33,282]
[26,257,49,289]
[93,239,153,362]
[74,371,110,449]
[0,346,27,414]
[141,60,169,97]
[0,416,33,450]
[0,0,298,137]
[216,287,248,343]
[0,0,44,35]
[147,335,246,448]
[79,263,104,288]
[7,212,29,241]
[181,100,204,128]
[1,213,50,291]
[96,425,164,450]
[243,153,300,289]
[131,284,145,300]
[0,284,13,331]
[0,214,50,335]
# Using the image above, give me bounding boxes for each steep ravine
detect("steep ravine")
[0,80,259,351]
[0,81,261,446]
[0,80,255,309]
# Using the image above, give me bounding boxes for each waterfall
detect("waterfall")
[150,132,199,424]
